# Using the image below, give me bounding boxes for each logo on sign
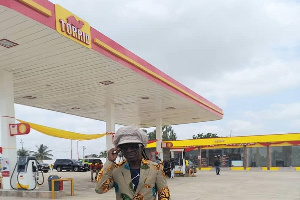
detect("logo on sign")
[9,123,30,136]
[55,4,91,48]
[59,16,91,45]
[214,139,225,143]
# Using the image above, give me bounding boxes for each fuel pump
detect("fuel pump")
[10,156,44,190]
[170,149,186,176]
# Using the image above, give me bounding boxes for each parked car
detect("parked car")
[37,162,50,173]
[81,157,105,170]
[53,159,88,172]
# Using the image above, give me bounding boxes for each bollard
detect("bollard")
[59,177,63,191]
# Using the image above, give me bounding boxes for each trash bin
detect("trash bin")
[48,175,60,191]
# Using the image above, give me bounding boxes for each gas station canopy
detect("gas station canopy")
[0,0,223,127]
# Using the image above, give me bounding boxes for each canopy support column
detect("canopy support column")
[156,118,163,161]
[243,145,247,170]
[267,143,271,170]
[198,146,201,170]
[0,70,17,190]
[105,103,115,151]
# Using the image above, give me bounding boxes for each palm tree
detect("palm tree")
[32,144,53,160]
[17,148,30,156]
[99,151,107,158]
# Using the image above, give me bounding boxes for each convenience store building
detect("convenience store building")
[148,133,300,170]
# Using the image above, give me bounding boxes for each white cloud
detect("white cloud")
[226,120,263,136]
[245,102,300,122]
[192,61,300,106]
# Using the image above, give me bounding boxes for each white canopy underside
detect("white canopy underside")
[0,6,222,128]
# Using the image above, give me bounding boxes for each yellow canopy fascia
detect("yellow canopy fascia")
[17,119,108,140]
[147,133,300,149]
[171,133,300,147]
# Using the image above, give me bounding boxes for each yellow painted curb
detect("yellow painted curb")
[295,167,300,171]
[262,167,279,171]
[231,167,242,171]
[230,167,251,171]
[200,167,212,171]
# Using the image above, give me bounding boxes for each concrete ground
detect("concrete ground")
[2,170,300,200]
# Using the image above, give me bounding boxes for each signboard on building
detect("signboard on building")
[9,123,30,136]
[55,4,91,49]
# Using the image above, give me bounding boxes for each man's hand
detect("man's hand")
[108,147,120,162]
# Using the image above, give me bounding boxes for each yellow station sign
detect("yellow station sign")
[55,4,91,48]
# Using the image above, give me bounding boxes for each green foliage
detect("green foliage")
[147,131,156,140]
[31,144,53,160]
[192,133,219,139]
[17,148,30,156]
[99,150,108,158]
[147,125,177,141]
[142,129,148,133]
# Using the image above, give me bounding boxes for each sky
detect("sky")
[7,0,300,160]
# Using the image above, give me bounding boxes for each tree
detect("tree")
[17,148,30,156]
[192,133,219,139]
[99,150,107,158]
[142,129,148,133]
[31,144,53,160]
[147,125,177,141]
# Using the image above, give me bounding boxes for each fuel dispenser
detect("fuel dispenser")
[170,149,186,176]
[10,156,44,190]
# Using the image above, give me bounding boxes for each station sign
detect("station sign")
[161,142,173,148]
[55,4,91,49]
[9,123,30,136]
[1,158,10,177]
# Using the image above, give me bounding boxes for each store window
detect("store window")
[271,146,292,167]
[291,146,300,166]
[247,147,267,167]
[223,148,244,167]
[200,148,244,167]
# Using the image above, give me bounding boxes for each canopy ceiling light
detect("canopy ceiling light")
[22,96,37,99]
[99,80,114,85]
[166,107,176,110]
[0,39,18,48]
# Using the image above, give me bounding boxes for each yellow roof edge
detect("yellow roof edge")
[147,133,300,148]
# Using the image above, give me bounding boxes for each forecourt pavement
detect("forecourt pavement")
[2,170,300,200]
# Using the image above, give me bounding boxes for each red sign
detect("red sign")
[9,123,30,136]
[161,142,173,148]
[2,171,9,177]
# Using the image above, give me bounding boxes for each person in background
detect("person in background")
[95,160,103,181]
[170,158,175,179]
[185,157,190,176]
[214,155,221,175]
[95,125,170,200]
[155,155,162,164]
[90,160,97,182]
[163,160,171,178]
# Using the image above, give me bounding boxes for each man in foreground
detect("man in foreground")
[95,126,170,200]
